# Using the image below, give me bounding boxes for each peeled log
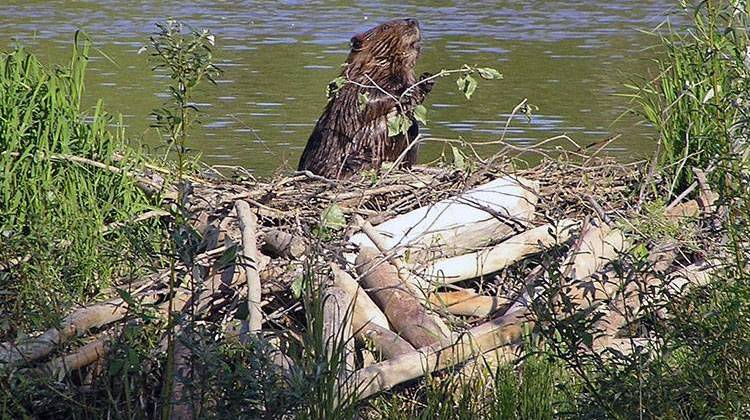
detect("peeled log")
[330,263,390,331]
[0,294,158,368]
[235,200,262,334]
[356,248,451,348]
[420,219,578,284]
[429,290,510,317]
[349,308,529,400]
[261,229,307,259]
[358,323,415,359]
[350,176,538,263]
[323,286,355,384]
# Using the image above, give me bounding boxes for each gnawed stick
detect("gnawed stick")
[235,200,263,335]
[419,219,579,284]
[356,248,452,348]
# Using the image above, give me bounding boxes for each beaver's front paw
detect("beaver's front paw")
[419,72,436,93]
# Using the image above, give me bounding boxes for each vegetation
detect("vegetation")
[1,2,749,419]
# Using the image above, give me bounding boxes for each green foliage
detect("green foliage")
[0,34,163,333]
[148,20,219,162]
[367,354,574,419]
[624,1,750,191]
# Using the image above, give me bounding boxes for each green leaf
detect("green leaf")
[357,92,369,111]
[413,104,428,125]
[387,113,410,137]
[476,67,503,80]
[451,145,466,170]
[456,74,478,99]
[320,203,346,230]
[214,244,238,270]
[291,275,305,299]
[326,76,347,99]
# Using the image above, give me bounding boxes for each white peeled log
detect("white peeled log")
[349,176,539,263]
[419,219,579,285]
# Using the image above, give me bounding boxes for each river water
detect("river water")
[1,1,685,175]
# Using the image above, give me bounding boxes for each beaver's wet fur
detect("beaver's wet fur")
[297,18,434,179]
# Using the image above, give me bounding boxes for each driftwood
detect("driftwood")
[420,219,578,284]
[356,248,452,348]
[350,176,539,262]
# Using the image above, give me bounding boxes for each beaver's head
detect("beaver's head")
[347,18,422,74]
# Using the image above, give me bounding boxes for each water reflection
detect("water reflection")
[0,1,683,174]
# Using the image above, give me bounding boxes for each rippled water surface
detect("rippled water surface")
[1,1,684,175]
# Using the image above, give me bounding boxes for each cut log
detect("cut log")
[358,323,415,360]
[0,294,158,368]
[429,290,510,318]
[354,215,431,296]
[261,229,307,259]
[329,263,390,331]
[356,248,452,348]
[322,286,355,386]
[44,334,112,379]
[349,308,529,400]
[420,219,578,285]
[349,176,539,263]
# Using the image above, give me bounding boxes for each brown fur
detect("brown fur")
[297,18,434,179]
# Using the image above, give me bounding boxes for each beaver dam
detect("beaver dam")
[0,141,725,413]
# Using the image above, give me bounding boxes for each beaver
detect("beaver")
[297,18,434,179]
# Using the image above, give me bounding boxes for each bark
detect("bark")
[356,248,452,348]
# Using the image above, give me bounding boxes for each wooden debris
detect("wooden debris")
[356,248,452,348]
[420,219,578,284]
[350,176,539,262]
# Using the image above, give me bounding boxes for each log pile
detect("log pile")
[0,154,724,409]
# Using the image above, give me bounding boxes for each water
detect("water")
[0,1,684,175]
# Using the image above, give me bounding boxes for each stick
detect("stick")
[235,200,262,335]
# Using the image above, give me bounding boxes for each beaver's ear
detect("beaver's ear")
[350,34,365,51]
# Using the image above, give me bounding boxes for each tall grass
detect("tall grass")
[0,34,163,341]
[624,1,750,192]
